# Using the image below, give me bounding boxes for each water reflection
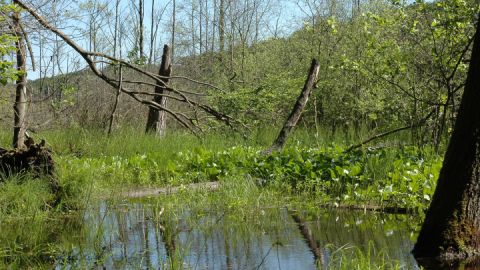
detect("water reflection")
[49,201,422,269]
[0,198,430,269]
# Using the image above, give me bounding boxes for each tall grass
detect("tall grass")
[327,243,402,269]
[0,174,54,218]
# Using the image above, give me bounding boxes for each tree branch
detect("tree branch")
[344,109,436,152]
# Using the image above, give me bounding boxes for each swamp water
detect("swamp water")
[8,200,424,269]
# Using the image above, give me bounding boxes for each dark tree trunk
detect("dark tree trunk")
[413,19,480,262]
[139,0,144,59]
[107,64,123,136]
[12,6,27,149]
[145,45,171,136]
[265,59,320,153]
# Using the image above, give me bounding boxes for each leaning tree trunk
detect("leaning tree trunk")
[413,17,480,263]
[12,7,28,149]
[145,44,171,136]
[264,59,320,154]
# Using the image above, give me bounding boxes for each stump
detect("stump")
[0,139,59,195]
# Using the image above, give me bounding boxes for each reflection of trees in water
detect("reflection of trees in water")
[290,210,327,268]
[289,208,420,269]
[9,202,420,269]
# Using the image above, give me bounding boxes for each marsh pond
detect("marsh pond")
[2,198,422,269]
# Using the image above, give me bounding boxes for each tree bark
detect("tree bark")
[413,18,480,263]
[265,59,320,154]
[145,45,171,136]
[12,7,28,149]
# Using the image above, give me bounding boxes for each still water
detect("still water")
[48,201,421,269]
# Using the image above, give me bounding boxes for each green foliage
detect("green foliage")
[167,145,442,211]
[214,73,304,125]
[0,3,18,85]
[180,0,479,144]
[0,127,440,268]
[20,127,440,212]
[51,84,78,111]
[127,46,147,65]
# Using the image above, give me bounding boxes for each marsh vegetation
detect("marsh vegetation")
[0,128,442,269]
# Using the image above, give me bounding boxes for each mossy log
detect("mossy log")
[0,139,59,194]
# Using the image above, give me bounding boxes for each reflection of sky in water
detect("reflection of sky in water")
[57,202,420,269]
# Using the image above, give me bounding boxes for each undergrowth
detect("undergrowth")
[63,141,441,211]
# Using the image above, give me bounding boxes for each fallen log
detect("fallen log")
[119,181,221,199]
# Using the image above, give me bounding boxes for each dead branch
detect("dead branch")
[344,109,436,152]
[121,80,208,96]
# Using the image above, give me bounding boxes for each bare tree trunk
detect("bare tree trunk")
[12,7,28,149]
[204,0,209,53]
[199,0,203,55]
[145,45,171,136]
[219,0,225,56]
[171,0,176,61]
[265,59,320,154]
[413,17,480,264]
[108,64,123,136]
[113,0,120,59]
[211,0,217,52]
[148,0,155,64]
[191,2,196,57]
[139,0,144,59]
